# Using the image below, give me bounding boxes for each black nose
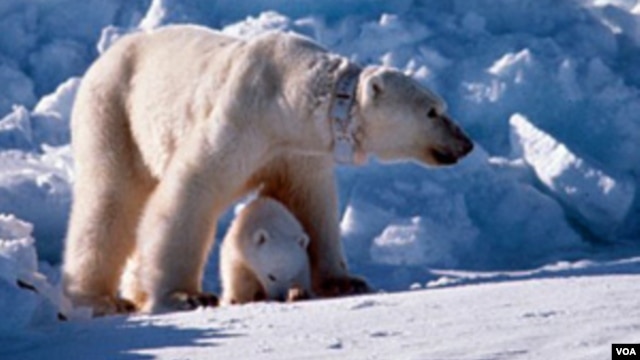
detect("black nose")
[452,125,473,156]
[461,138,474,155]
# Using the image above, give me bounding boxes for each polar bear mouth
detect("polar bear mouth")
[430,148,459,165]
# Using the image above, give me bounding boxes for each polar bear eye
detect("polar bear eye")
[427,108,438,119]
[268,274,277,282]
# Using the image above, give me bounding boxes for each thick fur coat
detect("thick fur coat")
[63,25,473,314]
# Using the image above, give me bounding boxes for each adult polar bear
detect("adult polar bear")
[63,25,473,314]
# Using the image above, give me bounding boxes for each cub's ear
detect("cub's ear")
[252,229,269,246]
[297,234,310,249]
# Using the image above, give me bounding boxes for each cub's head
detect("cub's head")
[355,67,473,166]
[238,198,312,301]
[247,227,310,301]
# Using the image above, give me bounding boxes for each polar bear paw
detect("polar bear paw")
[318,276,371,297]
[162,291,219,311]
[108,297,138,315]
[70,294,137,317]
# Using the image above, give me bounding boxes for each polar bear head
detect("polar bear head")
[355,67,473,166]
[238,198,312,301]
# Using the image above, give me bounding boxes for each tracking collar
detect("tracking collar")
[329,64,361,164]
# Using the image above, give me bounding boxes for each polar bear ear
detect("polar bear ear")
[363,73,384,104]
[297,234,310,249]
[252,229,269,246]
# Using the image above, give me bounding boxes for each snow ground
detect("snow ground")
[1,0,640,358]
[6,265,640,360]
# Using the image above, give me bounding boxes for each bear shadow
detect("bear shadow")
[7,312,243,360]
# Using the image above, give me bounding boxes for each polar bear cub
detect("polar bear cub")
[220,197,313,305]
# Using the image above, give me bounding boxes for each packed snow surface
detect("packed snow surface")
[5,267,640,360]
[0,0,639,358]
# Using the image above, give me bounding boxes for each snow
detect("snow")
[0,215,67,336]
[5,264,640,359]
[0,0,639,358]
[0,148,72,262]
[0,0,147,115]
[510,113,635,239]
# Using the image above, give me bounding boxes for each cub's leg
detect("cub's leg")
[220,261,266,305]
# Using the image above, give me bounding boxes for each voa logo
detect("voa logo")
[617,348,636,356]
[612,344,640,359]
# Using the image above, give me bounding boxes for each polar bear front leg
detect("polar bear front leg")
[260,156,370,297]
[136,169,219,312]
[136,126,266,313]
[300,170,370,297]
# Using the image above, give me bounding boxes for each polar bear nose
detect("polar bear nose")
[440,116,473,153]
[454,127,474,157]
[460,137,474,156]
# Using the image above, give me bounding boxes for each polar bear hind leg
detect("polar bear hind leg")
[63,88,156,316]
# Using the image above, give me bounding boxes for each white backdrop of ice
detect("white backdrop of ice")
[510,113,635,239]
[0,0,147,115]
[340,147,585,271]
[0,2,638,358]
[0,74,76,262]
[0,96,74,151]
[0,0,637,299]
[0,214,65,334]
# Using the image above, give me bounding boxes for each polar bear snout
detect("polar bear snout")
[429,144,471,165]
[426,114,474,165]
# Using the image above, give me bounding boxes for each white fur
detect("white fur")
[220,198,312,305]
[62,25,473,314]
